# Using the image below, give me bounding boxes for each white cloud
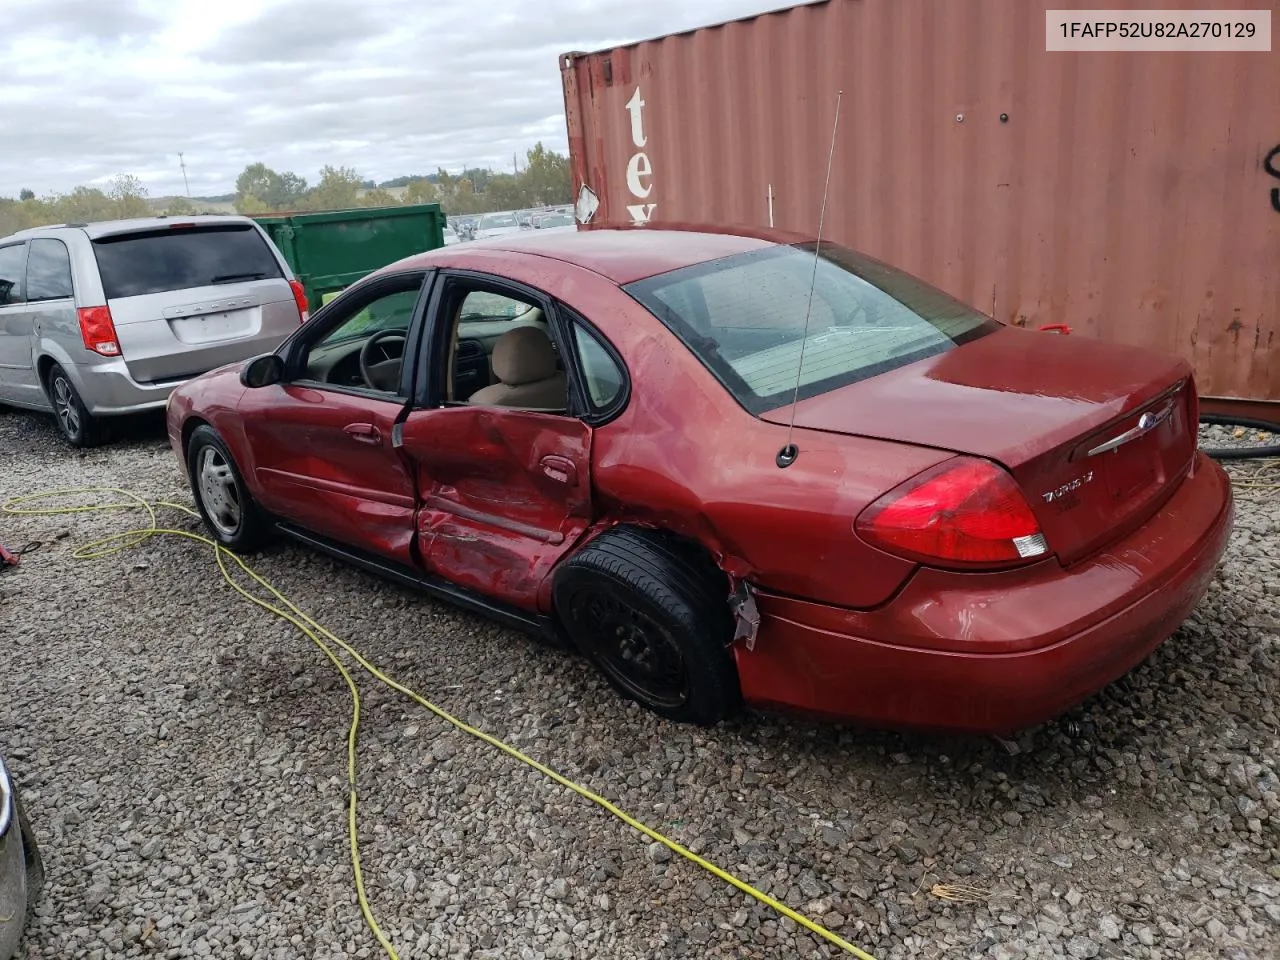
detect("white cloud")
[0,0,793,198]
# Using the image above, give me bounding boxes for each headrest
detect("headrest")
[492,325,557,386]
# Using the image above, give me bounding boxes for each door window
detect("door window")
[0,244,27,306]
[443,282,567,412]
[297,279,424,396]
[26,239,74,302]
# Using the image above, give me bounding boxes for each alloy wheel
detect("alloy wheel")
[51,374,81,439]
[196,446,242,538]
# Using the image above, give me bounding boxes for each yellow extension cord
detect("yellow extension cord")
[2,487,877,960]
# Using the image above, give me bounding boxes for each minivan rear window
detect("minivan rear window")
[92,224,283,300]
[624,243,999,416]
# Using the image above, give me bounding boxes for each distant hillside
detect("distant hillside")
[146,196,238,215]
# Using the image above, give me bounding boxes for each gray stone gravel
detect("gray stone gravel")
[0,407,1277,960]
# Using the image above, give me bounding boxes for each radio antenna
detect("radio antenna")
[777,89,842,469]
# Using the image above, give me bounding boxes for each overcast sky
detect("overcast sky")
[0,0,791,199]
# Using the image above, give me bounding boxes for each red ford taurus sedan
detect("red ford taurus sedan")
[165,226,1234,734]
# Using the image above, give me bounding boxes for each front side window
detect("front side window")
[92,224,283,299]
[624,243,999,415]
[0,243,27,306]
[300,282,423,395]
[26,238,74,302]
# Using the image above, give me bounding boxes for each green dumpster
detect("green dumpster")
[253,203,446,310]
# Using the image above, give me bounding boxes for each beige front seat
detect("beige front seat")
[469,325,567,410]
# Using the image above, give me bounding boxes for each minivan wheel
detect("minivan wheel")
[46,363,105,447]
[552,527,741,726]
[186,425,270,552]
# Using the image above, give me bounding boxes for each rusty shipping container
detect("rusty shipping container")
[560,0,1280,411]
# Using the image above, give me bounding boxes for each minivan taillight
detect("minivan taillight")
[289,280,309,324]
[77,306,121,357]
[855,456,1048,569]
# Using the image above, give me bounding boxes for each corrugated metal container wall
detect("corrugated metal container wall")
[560,0,1279,407]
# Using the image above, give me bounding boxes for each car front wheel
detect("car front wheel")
[553,527,741,725]
[186,424,269,552]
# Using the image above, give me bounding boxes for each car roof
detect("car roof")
[4,214,256,242]
[399,226,789,285]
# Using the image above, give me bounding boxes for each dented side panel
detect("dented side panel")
[400,406,593,611]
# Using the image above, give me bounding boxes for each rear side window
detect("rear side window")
[0,243,26,306]
[92,224,283,300]
[26,239,74,302]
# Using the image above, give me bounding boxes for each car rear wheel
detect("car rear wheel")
[46,363,105,447]
[186,424,270,552]
[553,527,740,725]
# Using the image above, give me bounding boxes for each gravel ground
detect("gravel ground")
[0,407,1277,960]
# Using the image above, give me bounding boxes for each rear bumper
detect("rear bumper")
[734,452,1235,734]
[62,357,182,416]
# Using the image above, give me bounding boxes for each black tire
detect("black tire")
[552,527,740,725]
[13,790,43,916]
[45,363,106,447]
[1198,414,1280,460]
[186,424,270,552]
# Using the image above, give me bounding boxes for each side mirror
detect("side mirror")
[240,353,284,388]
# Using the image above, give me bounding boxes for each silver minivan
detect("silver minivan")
[0,216,307,446]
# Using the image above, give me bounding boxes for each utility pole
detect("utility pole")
[178,153,190,197]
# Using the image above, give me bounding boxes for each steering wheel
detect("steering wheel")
[359,329,406,391]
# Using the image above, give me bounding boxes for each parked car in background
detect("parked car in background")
[0,216,306,446]
[443,223,461,246]
[166,225,1233,735]
[0,753,42,959]
[531,213,576,233]
[471,212,523,241]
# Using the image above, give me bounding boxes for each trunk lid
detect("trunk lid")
[761,327,1198,565]
[91,223,299,383]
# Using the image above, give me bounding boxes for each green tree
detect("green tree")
[521,143,571,206]
[302,166,362,211]
[18,188,34,201]
[484,173,528,211]
[359,187,399,208]
[236,163,282,206]
[235,193,272,216]
[404,179,436,205]
[109,174,150,218]
[277,172,308,208]
[53,186,118,223]
[234,163,308,211]
[165,197,196,215]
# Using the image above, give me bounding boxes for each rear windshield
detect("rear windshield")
[624,243,999,415]
[92,224,283,299]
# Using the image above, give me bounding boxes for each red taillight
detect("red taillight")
[855,456,1048,569]
[77,306,121,357]
[289,280,309,324]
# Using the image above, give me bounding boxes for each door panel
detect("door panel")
[239,383,416,564]
[398,406,592,611]
[0,304,40,404]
